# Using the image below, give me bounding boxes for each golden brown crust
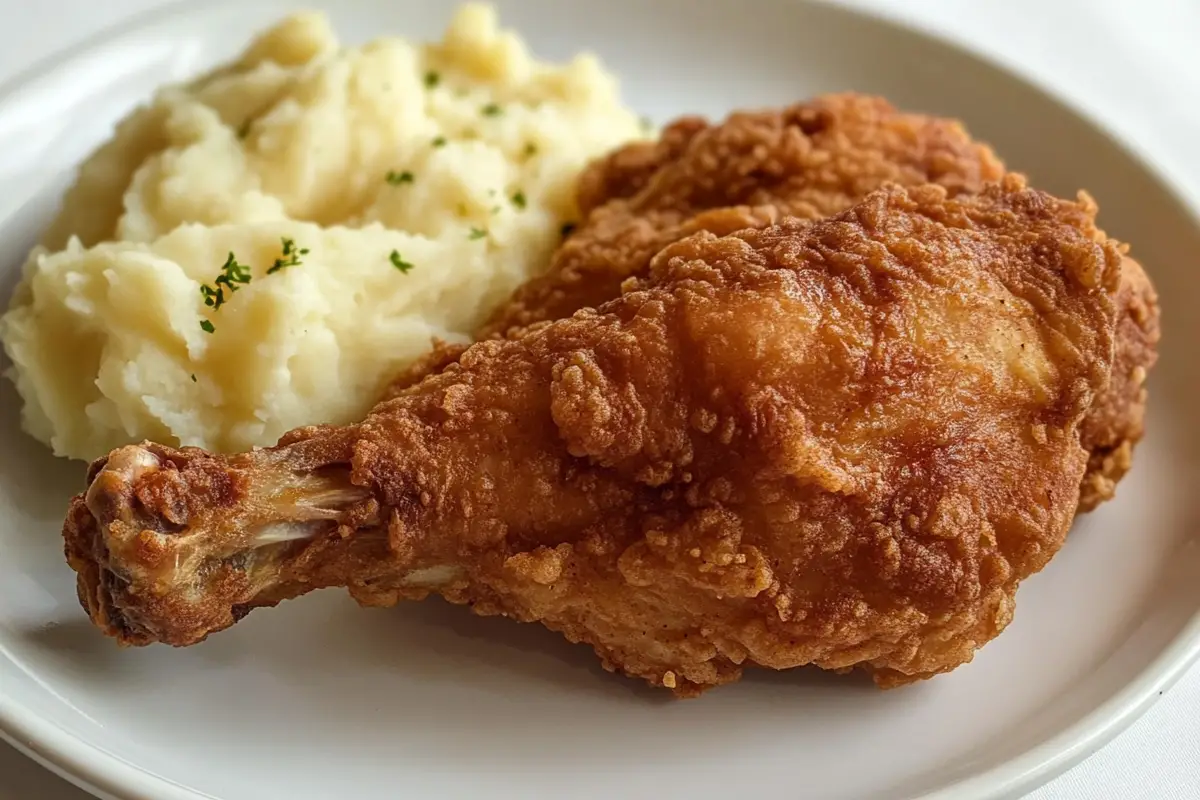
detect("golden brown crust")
[384,94,1159,513]
[479,94,1006,340]
[575,116,710,215]
[68,179,1120,695]
[383,93,1005,402]
[1077,256,1161,510]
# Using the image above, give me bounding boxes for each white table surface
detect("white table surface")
[1,0,1197,798]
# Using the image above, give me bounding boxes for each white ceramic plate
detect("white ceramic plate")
[2,1,1198,799]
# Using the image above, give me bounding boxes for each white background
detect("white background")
[0,1,1197,798]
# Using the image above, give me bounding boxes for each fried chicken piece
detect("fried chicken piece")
[1077,256,1160,510]
[65,177,1120,695]
[489,93,1008,338]
[379,93,1006,405]
[385,94,1159,511]
[574,115,710,215]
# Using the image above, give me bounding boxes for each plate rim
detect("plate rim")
[1,1,1198,798]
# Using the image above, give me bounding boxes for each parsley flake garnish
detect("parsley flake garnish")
[190,374,198,382]
[200,320,215,334]
[468,227,488,240]
[424,70,440,89]
[386,170,414,185]
[200,251,252,311]
[237,119,252,139]
[389,250,415,273]
[267,238,310,275]
[511,190,527,210]
[432,136,447,148]
[481,103,502,117]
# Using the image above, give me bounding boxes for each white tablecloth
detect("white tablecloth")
[1,1,1197,797]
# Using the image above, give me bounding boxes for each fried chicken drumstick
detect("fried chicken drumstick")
[386,95,1159,511]
[66,177,1121,695]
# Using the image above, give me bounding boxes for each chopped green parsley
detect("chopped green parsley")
[481,102,502,117]
[389,250,415,273]
[385,170,414,185]
[468,227,488,240]
[432,135,447,148]
[267,238,310,275]
[511,190,527,210]
[423,70,440,89]
[200,252,252,311]
[197,241,308,332]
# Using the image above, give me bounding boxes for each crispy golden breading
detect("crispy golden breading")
[485,93,1007,338]
[1077,256,1160,510]
[384,94,1159,511]
[384,94,1005,398]
[67,178,1120,695]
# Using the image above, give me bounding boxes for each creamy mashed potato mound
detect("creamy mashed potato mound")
[0,4,644,460]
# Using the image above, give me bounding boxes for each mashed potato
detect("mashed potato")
[1,4,645,460]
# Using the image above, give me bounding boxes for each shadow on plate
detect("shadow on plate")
[187,593,676,705]
[80,586,882,713]
[11,618,147,686]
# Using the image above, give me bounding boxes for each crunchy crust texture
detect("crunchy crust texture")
[67,178,1121,696]
[382,94,1158,512]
